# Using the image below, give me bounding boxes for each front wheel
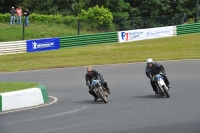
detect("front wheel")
[98,87,108,103]
[162,85,170,98]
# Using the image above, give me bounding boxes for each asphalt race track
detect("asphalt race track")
[0,60,200,133]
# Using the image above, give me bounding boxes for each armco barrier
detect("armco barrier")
[0,95,2,111]
[0,40,27,55]
[59,32,118,48]
[177,23,200,35]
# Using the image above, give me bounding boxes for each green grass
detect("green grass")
[0,22,97,93]
[0,82,40,93]
[0,33,200,72]
[0,27,200,93]
[0,22,95,42]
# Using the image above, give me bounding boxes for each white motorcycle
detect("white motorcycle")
[153,73,170,98]
[91,79,108,103]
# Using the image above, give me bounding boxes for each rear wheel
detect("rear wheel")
[98,87,108,103]
[162,85,170,98]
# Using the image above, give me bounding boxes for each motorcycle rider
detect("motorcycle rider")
[145,58,171,95]
[85,66,111,101]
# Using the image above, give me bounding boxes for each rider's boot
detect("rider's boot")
[89,89,98,101]
[167,84,171,89]
[155,91,159,95]
[94,97,98,102]
[103,82,111,94]
[106,87,111,94]
[163,75,171,88]
[151,82,159,95]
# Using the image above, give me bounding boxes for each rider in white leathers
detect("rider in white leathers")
[145,58,171,95]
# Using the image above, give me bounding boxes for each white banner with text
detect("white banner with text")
[118,26,175,43]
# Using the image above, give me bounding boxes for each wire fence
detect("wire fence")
[113,14,187,31]
[0,13,188,41]
[71,14,188,33]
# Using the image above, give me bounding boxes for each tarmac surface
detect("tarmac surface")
[0,60,200,133]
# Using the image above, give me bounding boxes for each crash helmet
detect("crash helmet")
[146,58,154,64]
[87,66,93,75]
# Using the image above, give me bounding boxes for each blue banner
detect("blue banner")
[26,38,60,52]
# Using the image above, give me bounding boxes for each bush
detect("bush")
[63,16,77,28]
[78,5,113,31]
[0,12,114,33]
[187,18,195,24]
[0,13,10,23]
[30,13,62,24]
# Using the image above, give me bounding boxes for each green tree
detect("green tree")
[85,0,133,31]
[49,0,78,15]
[18,0,52,14]
[0,0,17,13]
[0,0,199,27]
[177,0,196,18]
[79,5,113,30]
[109,1,132,30]
[0,0,4,11]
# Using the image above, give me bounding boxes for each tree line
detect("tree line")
[0,0,197,19]
[0,0,198,31]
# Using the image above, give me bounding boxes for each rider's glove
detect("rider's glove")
[89,85,91,90]
[150,77,154,82]
[162,71,166,75]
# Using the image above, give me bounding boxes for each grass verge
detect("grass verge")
[0,33,200,93]
[0,82,40,93]
[0,22,95,42]
[0,33,200,72]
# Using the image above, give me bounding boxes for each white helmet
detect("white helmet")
[146,58,154,64]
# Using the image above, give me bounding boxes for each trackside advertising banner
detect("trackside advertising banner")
[26,38,60,52]
[118,26,174,43]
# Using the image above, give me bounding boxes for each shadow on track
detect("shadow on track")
[132,94,166,99]
[72,99,108,104]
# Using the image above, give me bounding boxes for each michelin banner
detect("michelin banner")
[118,26,175,43]
[26,38,60,52]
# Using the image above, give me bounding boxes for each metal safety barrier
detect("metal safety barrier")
[177,23,200,35]
[59,32,118,48]
[0,40,27,55]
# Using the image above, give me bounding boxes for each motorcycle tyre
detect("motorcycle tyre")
[98,87,108,103]
[162,85,170,98]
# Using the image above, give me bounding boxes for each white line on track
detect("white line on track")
[0,96,58,115]
[0,106,88,127]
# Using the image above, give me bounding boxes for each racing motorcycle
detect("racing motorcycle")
[91,79,108,103]
[153,73,170,98]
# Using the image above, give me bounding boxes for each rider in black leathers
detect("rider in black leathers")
[145,58,171,95]
[85,66,110,101]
